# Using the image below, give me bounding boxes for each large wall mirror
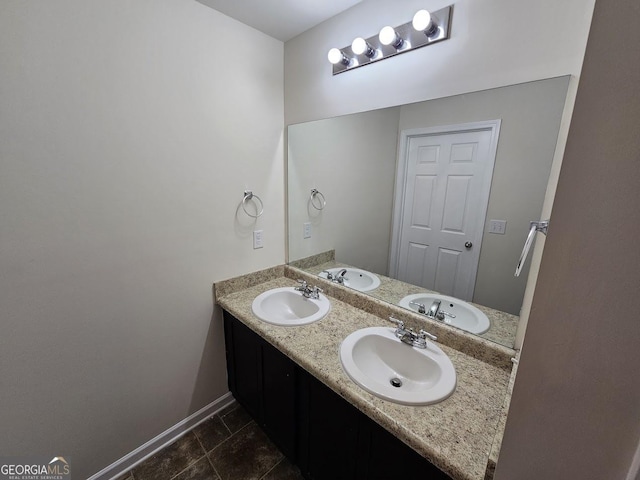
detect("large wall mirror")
[287,76,570,349]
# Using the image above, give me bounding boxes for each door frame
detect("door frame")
[388,120,502,299]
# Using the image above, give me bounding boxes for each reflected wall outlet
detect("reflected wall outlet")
[488,220,507,235]
[253,230,264,249]
[303,222,312,239]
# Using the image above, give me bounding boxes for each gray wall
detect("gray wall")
[0,1,284,478]
[288,107,400,273]
[495,0,640,477]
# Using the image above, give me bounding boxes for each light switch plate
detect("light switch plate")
[488,220,507,235]
[303,222,312,239]
[253,230,264,249]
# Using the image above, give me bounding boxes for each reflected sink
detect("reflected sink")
[318,267,381,292]
[340,327,456,405]
[398,293,491,335]
[252,287,331,326]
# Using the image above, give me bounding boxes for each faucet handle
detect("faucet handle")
[388,316,405,329]
[409,301,426,314]
[297,279,308,287]
[321,270,334,280]
[419,329,437,342]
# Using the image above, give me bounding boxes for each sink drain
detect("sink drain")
[390,378,402,388]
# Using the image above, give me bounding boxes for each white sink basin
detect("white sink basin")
[252,287,330,326]
[340,327,456,405]
[318,267,381,292]
[398,293,490,335]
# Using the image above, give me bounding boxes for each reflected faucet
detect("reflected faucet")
[428,300,443,320]
[322,269,348,284]
[409,301,426,314]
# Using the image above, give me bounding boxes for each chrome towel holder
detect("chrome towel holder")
[310,189,326,210]
[515,220,549,277]
[241,190,264,218]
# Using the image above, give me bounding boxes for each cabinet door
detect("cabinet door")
[358,418,452,480]
[261,342,297,461]
[223,313,261,419]
[299,372,360,480]
[223,311,297,462]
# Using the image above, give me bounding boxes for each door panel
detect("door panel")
[411,175,436,227]
[405,242,431,287]
[394,126,497,300]
[434,248,461,294]
[441,175,471,232]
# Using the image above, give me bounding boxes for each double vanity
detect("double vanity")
[215,264,516,480]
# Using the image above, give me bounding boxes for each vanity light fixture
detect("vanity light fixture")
[379,26,405,49]
[327,5,453,75]
[327,47,350,65]
[412,9,440,37]
[351,37,376,58]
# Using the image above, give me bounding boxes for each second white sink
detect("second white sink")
[398,293,491,335]
[340,326,456,405]
[252,287,331,326]
[318,267,381,292]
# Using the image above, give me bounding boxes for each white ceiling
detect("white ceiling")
[195,0,363,42]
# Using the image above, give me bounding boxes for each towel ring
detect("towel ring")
[241,190,264,218]
[310,189,326,210]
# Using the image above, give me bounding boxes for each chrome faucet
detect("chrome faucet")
[388,317,437,348]
[428,300,443,319]
[295,280,323,299]
[410,299,457,321]
[409,301,426,314]
[322,269,348,284]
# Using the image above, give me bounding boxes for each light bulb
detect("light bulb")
[412,9,438,36]
[351,37,375,57]
[327,48,348,65]
[379,26,404,48]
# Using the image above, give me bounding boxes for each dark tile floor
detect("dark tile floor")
[117,402,304,480]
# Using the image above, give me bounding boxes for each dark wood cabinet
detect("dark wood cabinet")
[357,414,451,480]
[260,339,297,459]
[223,311,296,460]
[224,312,261,419]
[223,311,451,480]
[298,373,361,479]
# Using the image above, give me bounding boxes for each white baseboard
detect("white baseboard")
[87,392,235,480]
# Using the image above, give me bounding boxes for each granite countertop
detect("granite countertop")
[216,274,511,480]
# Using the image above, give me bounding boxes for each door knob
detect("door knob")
[464,242,473,249]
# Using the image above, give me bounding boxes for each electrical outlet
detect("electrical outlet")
[488,220,507,235]
[253,230,264,249]
[303,222,312,239]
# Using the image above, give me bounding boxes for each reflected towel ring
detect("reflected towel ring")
[310,189,326,210]
[241,190,264,218]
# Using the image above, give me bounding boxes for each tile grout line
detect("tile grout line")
[206,453,222,480]
[207,420,256,457]
[258,457,284,480]
[219,414,233,436]
[219,404,251,436]
[164,432,209,480]
[192,429,223,480]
